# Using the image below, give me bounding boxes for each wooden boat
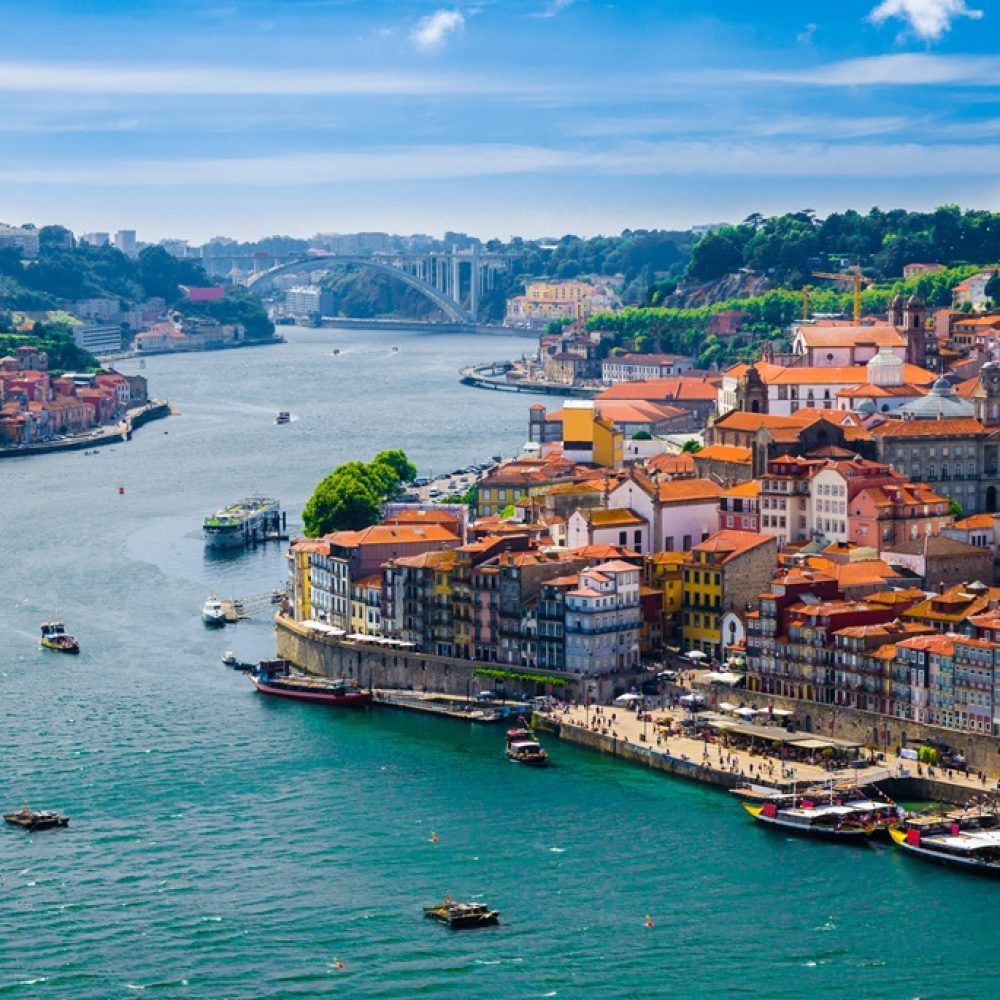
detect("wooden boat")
[40,621,79,654]
[248,660,371,706]
[424,900,500,929]
[889,825,1000,875]
[741,800,876,841]
[4,807,69,831]
[505,727,549,766]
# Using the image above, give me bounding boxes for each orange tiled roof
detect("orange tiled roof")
[868,417,988,438]
[691,529,773,563]
[657,478,725,503]
[695,444,752,464]
[955,513,995,530]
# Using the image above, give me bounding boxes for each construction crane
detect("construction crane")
[811,267,874,325]
[801,285,812,321]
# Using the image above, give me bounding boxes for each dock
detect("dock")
[217,590,286,624]
[373,689,531,723]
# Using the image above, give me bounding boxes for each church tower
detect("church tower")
[901,294,927,367]
[887,293,904,328]
[975,361,1000,427]
[736,362,768,414]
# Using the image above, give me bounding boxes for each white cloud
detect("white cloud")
[797,22,818,45]
[411,9,465,51]
[868,0,983,41]
[537,0,577,17]
[5,139,1000,187]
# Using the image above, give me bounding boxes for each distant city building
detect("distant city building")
[114,230,137,256]
[159,239,190,258]
[180,286,225,303]
[953,269,1000,311]
[285,286,335,317]
[80,232,110,247]
[0,223,40,258]
[602,353,695,383]
[72,323,123,356]
[75,298,121,322]
[505,280,620,330]
[902,262,945,280]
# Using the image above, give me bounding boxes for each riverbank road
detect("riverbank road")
[546,705,994,797]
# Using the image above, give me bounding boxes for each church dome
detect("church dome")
[931,376,953,395]
[856,398,877,415]
[867,346,904,387]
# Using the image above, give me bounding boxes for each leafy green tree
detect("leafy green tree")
[631,430,652,440]
[948,498,965,520]
[986,272,1000,306]
[681,439,702,453]
[372,449,417,484]
[302,468,381,536]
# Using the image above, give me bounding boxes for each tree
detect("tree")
[631,430,652,440]
[372,449,417,484]
[986,272,1000,307]
[681,439,702,453]
[948,498,965,520]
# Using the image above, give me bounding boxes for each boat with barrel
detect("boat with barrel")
[247,660,372,706]
[424,898,500,929]
[203,496,281,550]
[4,806,69,831]
[505,725,549,766]
[40,621,79,654]
[889,824,1000,875]
[741,797,880,841]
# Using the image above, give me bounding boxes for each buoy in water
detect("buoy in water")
[430,831,438,844]
[117,486,125,495]
[645,914,654,928]
[333,958,344,971]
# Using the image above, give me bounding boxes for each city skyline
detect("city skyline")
[1,0,997,241]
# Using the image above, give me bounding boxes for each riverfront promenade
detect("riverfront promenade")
[543,704,996,798]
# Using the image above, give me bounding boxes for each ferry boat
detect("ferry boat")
[202,597,226,626]
[248,660,372,706]
[203,496,281,549]
[40,621,79,654]
[889,825,1000,875]
[423,899,500,929]
[275,411,290,424]
[4,807,69,831]
[505,726,549,766]
[741,799,878,841]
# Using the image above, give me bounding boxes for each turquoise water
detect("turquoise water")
[2,328,998,998]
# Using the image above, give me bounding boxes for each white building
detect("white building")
[72,323,123,356]
[0,223,40,258]
[564,561,642,675]
[601,353,695,383]
[80,232,110,247]
[286,285,334,317]
[114,230,138,256]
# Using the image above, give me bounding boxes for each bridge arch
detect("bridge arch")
[246,255,475,324]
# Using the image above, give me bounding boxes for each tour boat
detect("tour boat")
[423,899,500,929]
[40,621,79,654]
[505,726,549,766]
[202,597,227,626]
[889,825,1000,875]
[275,411,290,424]
[741,800,876,841]
[248,660,372,706]
[4,807,69,831]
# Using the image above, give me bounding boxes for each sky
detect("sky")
[1,0,998,242]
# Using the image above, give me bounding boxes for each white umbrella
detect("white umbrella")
[735,707,758,717]
[686,650,707,661]
[679,693,706,706]
[614,693,643,705]
[718,701,737,713]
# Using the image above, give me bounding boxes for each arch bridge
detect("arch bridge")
[247,250,506,325]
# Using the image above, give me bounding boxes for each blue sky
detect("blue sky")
[1,0,998,242]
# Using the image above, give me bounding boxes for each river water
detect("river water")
[1,327,997,998]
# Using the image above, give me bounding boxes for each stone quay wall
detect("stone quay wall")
[275,616,599,698]
[698,686,1000,774]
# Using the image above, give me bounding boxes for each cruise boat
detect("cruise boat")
[40,621,79,654]
[505,726,549,766]
[203,496,281,549]
[889,825,1000,875]
[275,411,290,424]
[423,899,500,929]
[202,597,226,626]
[4,807,69,831]
[741,799,878,841]
[248,660,372,706]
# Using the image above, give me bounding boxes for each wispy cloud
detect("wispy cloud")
[411,9,465,51]
[5,139,1000,186]
[536,0,577,17]
[718,53,1000,87]
[573,113,912,139]
[868,0,983,42]
[0,61,544,98]
[796,22,817,45]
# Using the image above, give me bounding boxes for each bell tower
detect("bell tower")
[901,295,927,367]
[975,361,1000,426]
[736,362,768,414]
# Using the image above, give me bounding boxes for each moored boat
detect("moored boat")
[40,621,79,654]
[248,660,371,706]
[423,899,500,929]
[203,496,281,549]
[4,806,69,831]
[505,726,549,766]
[275,411,290,424]
[889,825,1000,875]
[741,800,876,841]
[202,597,226,626]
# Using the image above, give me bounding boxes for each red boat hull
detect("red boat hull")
[248,674,372,706]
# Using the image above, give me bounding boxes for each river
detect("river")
[1,326,997,998]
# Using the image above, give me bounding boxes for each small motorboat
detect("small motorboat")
[275,411,291,424]
[40,621,79,654]
[505,726,549,766]
[202,597,226,627]
[331,348,340,356]
[391,346,399,353]
[4,807,69,831]
[424,899,499,929]
[222,650,237,666]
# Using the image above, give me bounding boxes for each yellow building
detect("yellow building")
[562,400,623,469]
[349,574,383,635]
[505,280,618,326]
[288,538,326,621]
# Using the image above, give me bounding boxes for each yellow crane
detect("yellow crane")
[811,267,874,325]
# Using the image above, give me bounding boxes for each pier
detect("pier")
[459,363,599,397]
[373,689,531,723]
[217,590,286,623]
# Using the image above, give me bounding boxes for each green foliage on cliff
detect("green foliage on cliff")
[473,666,567,687]
[0,321,98,371]
[302,450,417,537]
